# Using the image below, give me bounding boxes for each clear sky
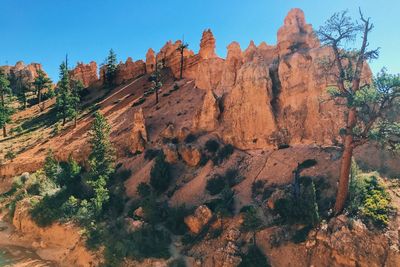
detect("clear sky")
[1,0,399,81]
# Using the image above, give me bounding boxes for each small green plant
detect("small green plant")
[212,144,234,165]
[5,150,16,160]
[205,139,220,153]
[137,182,151,198]
[184,133,197,143]
[206,175,226,195]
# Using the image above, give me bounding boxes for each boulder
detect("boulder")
[184,205,213,234]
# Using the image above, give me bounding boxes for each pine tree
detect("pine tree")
[150,57,163,105]
[56,62,76,125]
[71,79,84,127]
[104,49,118,87]
[16,76,31,109]
[241,206,263,246]
[0,69,14,137]
[317,10,400,214]
[87,112,115,215]
[33,69,52,111]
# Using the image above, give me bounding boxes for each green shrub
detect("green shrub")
[252,180,265,197]
[5,150,16,160]
[184,133,197,143]
[30,190,69,227]
[144,148,162,160]
[349,173,391,228]
[239,245,270,267]
[150,152,171,193]
[206,175,226,195]
[212,144,234,165]
[137,182,152,198]
[205,139,220,153]
[274,177,319,227]
[169,258,186,267]
[165,205,190,235]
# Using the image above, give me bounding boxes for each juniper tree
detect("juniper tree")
[104,49,118,87]
[176,40,189,80]
[33,69,52,111]
[87,112,115,215]
[317,10,400,214]
[0,69,13,137]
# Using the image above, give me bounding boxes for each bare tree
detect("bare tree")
[176,39,189,80]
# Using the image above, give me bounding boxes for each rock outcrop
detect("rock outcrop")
[193,89,220,131]
[0,61,45,93]
[69,61,98,88]
[217,42,243,96]
[130,108,148,153]
[199,29,218,59]
[277,8,320,56]
[184,205,213,234]
[145,48,156,73]
[115,58,146,85]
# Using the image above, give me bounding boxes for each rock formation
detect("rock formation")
[199,29,217,59]
[0,61,44,93]
[277,8,320,56]
[130,108,148,153]
[184,205,213,234]
[145,48,156,73]
[69,61,98,88]
[193,89,220,131]
[217,42,243,96]
[115,58,146,85]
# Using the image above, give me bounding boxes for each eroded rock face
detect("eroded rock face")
[217,42,243,96]
[277,8,320,56]
[222,59,277,149]
[130,108,148,153]
[178,144,202,167]
[193,89,220,131]
[145,48,156,73]
[0,61,45,93]
[199,29,217,59]
[184,205,213,234]
[115,58,146,85]
[69,61,98,88]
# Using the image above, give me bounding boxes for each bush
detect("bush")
[206,175,226,195]
[137,182,152,198]
[184,133,197,144]
[144,148,162,160]
[169,258,186,267]
[212,144,234,165]
[239,245,270,267]
[274,177,319,227]
[349,172,391,228]
[5,150,16,160]
[150,152,171,193]
[205,139,220,153]
[165,205,190,235]
[30,190,69,227]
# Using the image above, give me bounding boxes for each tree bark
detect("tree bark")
[38,90,43,111]
[334,107,357,214]
[1,93,6,137]
[3,125,6,137]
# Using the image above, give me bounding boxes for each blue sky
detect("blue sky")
[1,0,399,81]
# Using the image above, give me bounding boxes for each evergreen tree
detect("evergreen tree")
[71,79,84,127]
[33,69,52,111]
[87,112,115,215]
[317,10,400,213]
[0,69,14,137]
[104,49,118,86]
[241,206,263,246]
[55,62,76,125]
[16,76,31,109]
[176,40,189,80]
[44,149,60,182]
